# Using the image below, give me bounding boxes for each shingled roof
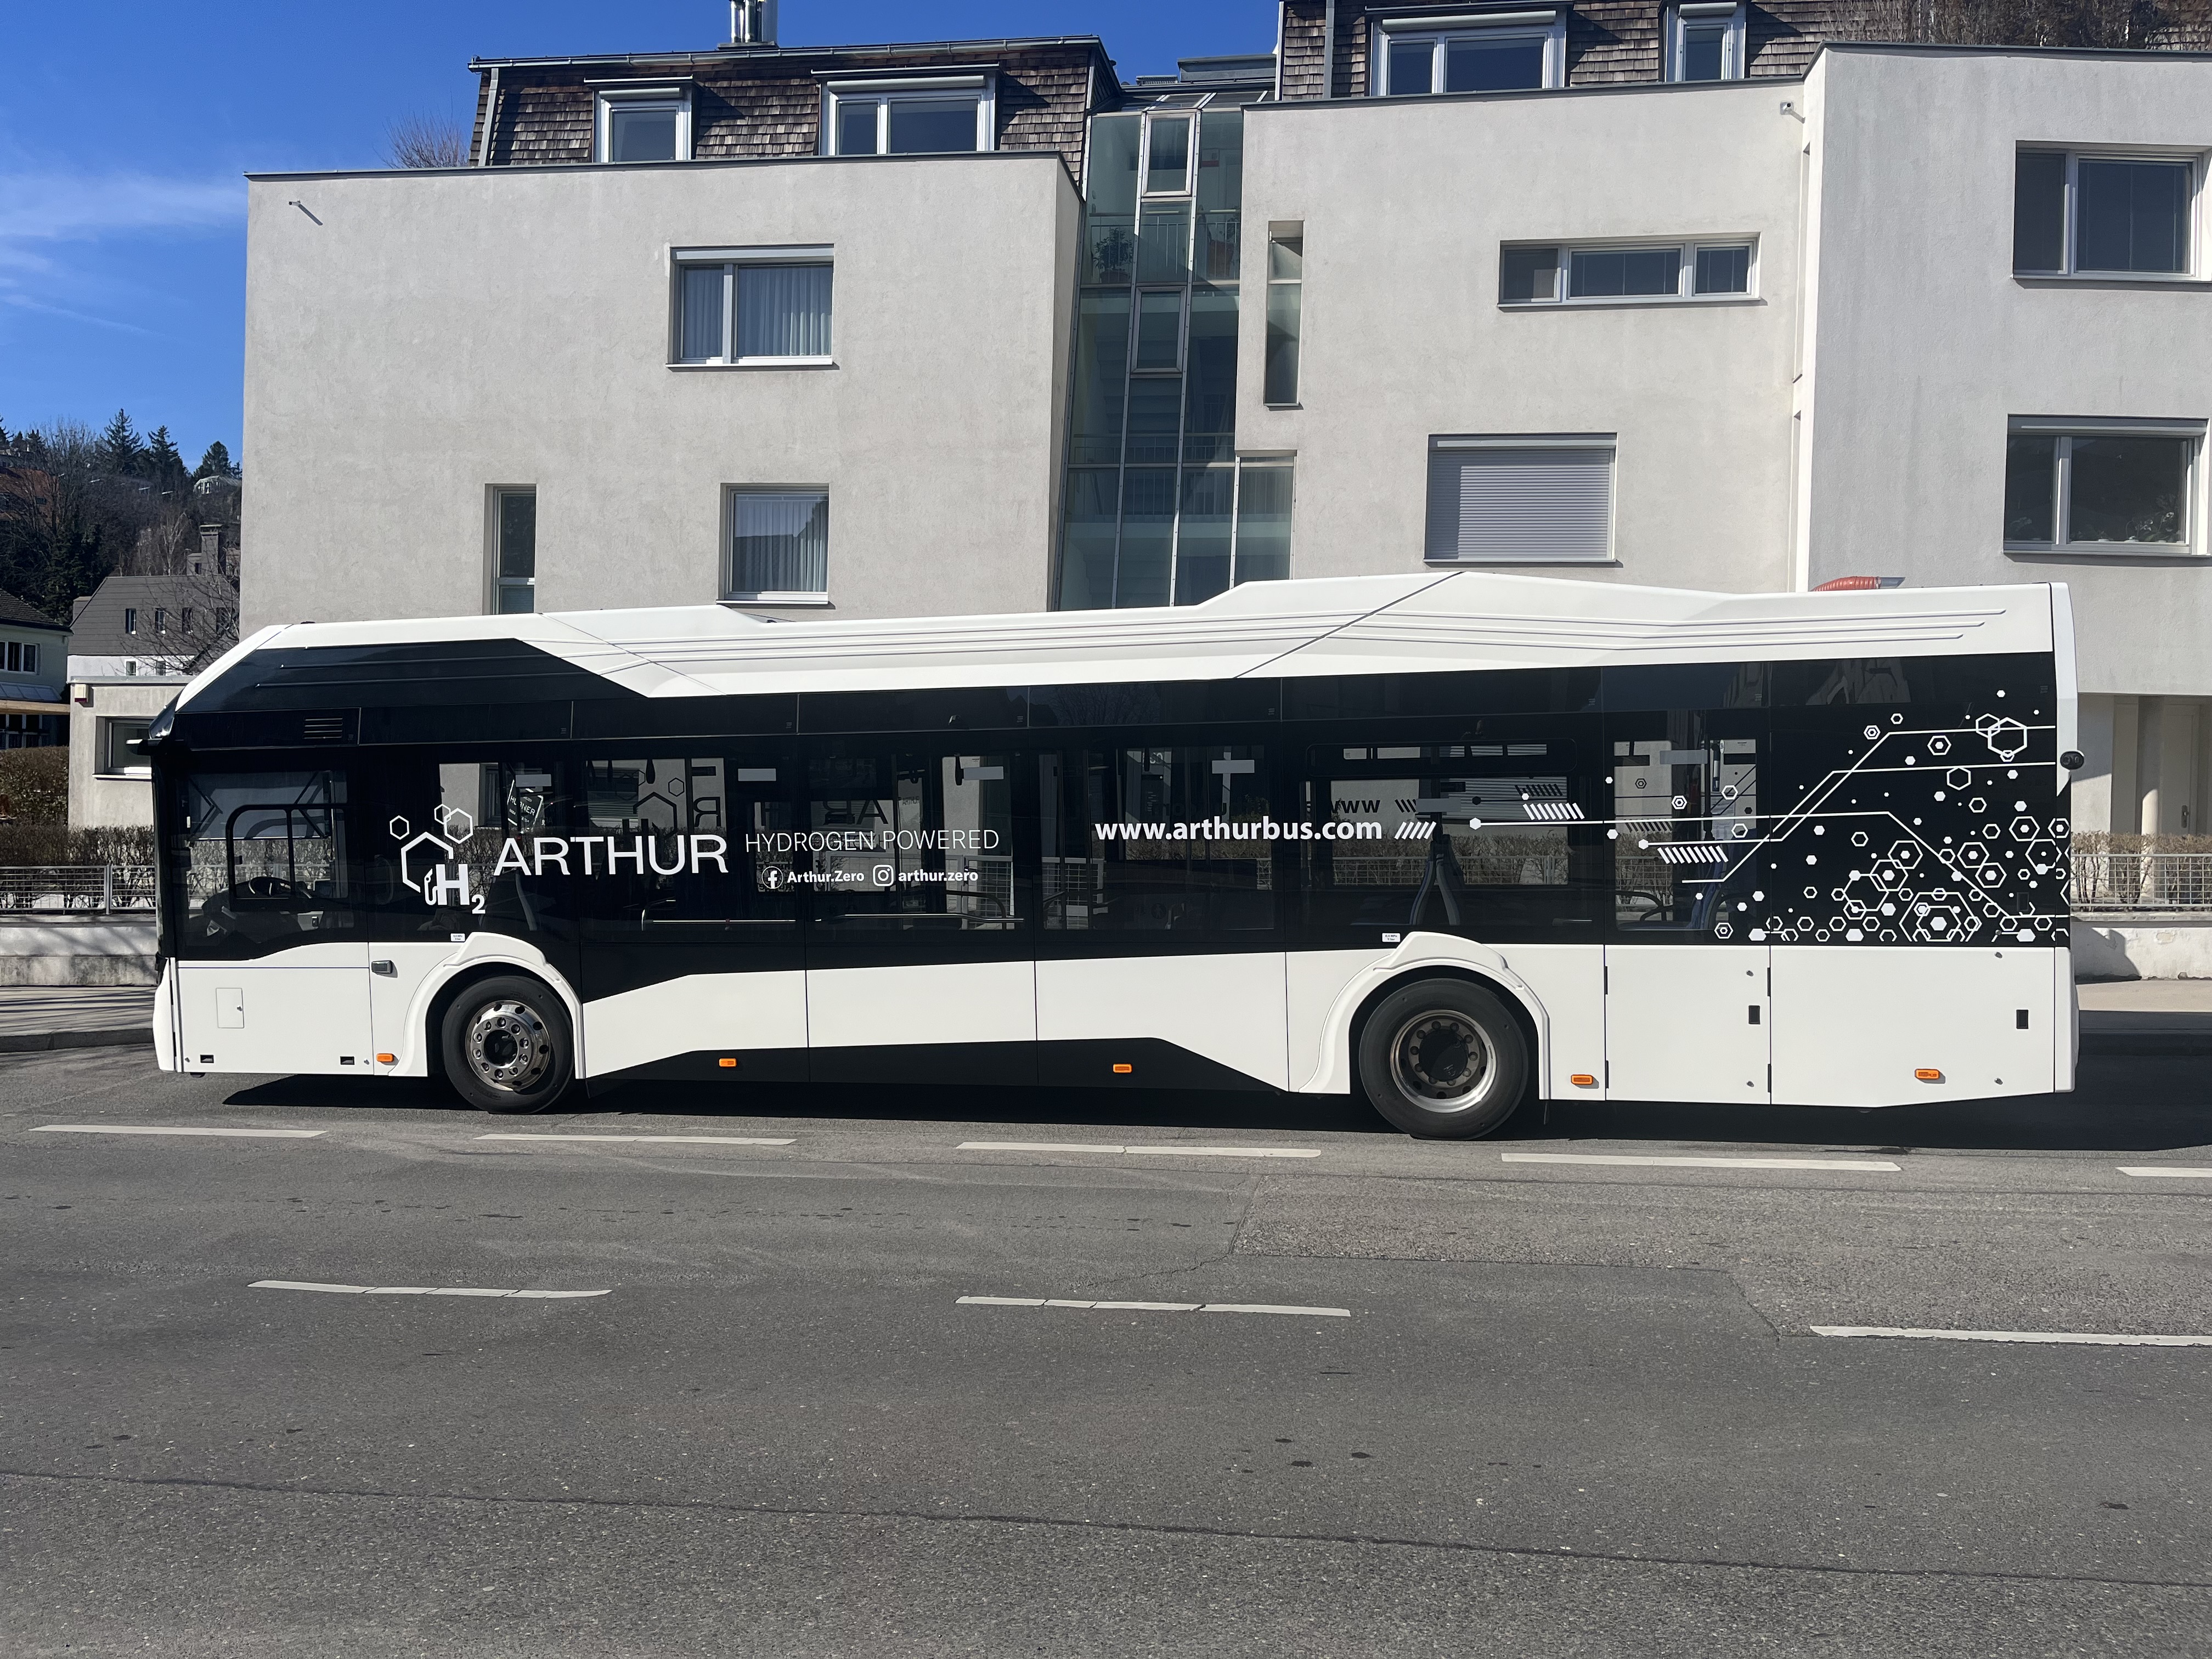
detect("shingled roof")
[0,588,64,633]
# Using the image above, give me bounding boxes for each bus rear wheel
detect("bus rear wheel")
[1357,980,1527,1139]
[441,975,574,1115]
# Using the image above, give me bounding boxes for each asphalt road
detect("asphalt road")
[3,1049,2209,1657]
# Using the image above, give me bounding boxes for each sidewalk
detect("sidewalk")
[0,986,155,1052]
[2076,978,2212,1055]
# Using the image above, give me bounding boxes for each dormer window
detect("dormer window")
[822,75,995,156]
[595,84,691,163]
[1666,3,1746,81]
[1373,11,1566,95]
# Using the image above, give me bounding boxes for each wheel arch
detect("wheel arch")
[424,962,575,1082]
[1346,966,1542,1099]
[1301,944,1552,1098]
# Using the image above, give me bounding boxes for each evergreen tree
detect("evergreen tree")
[193,439,238,480]
[144,426,187,494]
[96,409,143,478]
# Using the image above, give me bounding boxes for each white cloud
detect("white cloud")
[0,170,241,247]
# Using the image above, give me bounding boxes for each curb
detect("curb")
[0,1027,155,1054]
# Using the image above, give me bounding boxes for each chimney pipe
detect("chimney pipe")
[729,0,777,45]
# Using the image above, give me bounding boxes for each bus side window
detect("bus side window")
[1610,715,1763,932]
[170,769,356,956]
[805,746,1021,932]
[1041,745,1273,933]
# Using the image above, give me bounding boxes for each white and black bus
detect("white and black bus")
[146,571,2080,1136]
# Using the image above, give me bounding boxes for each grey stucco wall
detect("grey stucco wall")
[1235,78,1804,594]
[1801,47,2212,699]
[243,153,1080,631]
[67,679,180,829]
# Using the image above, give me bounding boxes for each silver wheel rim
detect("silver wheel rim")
[1388,1010,1496,1113]
[465,999,554,1094]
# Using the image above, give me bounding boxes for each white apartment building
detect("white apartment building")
[240,6,2212,837]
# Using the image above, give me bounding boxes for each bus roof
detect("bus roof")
[182,571,2063,710]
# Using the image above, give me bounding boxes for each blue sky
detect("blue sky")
[0,1,1277,465]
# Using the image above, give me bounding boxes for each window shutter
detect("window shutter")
[1425,444,1613,562]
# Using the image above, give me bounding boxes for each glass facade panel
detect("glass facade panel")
[1174,467,1235,604]
[1233,461,1294,584]
[1059,108,1286,609]
[1144,115,1192,193]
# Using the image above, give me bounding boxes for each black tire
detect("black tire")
[1356,979,1528,1139]
[439,975,574,1115]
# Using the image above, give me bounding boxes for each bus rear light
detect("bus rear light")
[1915,1068,1944,1082]
[1112,1063,1134,1074]
[375,1053,396,1065]
[1570,1073,1598,1087]
[718,1057,738,1069]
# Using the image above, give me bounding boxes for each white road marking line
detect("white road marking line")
[1813,1325,2212,1347]
[475,1133,795,1146]
[1502,1152,1902,1171]
[32,1124,326,1139]
[2118,1166,2212,1178]
[958,1296,1347,1318]
[249,1280,610,1299]
[956,1141,1322,1159]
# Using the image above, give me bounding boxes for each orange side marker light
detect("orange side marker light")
[1111,1063,1134,1075]
[375,1053,397,1065]
[1915,1068,1944,1082]
[1570,1073,1598,1088]
[719,1057,739,1069]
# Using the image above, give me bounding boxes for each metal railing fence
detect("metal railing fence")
[2068,851,2212,913]
[0,865,157,913]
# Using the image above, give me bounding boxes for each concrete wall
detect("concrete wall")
[1237,79,1804,592]
[1801,47,2212,703]
[67,678,182,829]
[243,153,1080,630]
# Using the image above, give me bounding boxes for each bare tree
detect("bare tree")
[1834,0,2212,46]
[386,114,469,170]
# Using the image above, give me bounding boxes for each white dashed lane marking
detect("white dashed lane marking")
[250,1280,609,1299]
[2118,1166,2212,1178]
[476,1134,796,1146]
[32,1125,326,1139]
[1503,1152,1903,1171]
[957,1142,1322,1160]
[960,1295,1350,1318]
[1814,1325,2212,1347]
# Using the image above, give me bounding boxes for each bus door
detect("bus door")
[168,766,374,1075]
[361,753,581,1076]
[1605,692,1770,1103]
[801,740,1035,1084]
[574,747,804,1082]
[1034,740,1286,1090]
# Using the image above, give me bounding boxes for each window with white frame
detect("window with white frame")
[2003,417,2203,555]
[1373,11,1565,95]
[1140,112,1193,195]
[1425,436,1615,563]
[1666,3,1745,81]
[673,249,834,365]
[1500,239,1754,304]
[823,75,994,156]
[596,86,690,163]
[99,717,153,778]
[2014,148,2200,276]
[727,489,830,602]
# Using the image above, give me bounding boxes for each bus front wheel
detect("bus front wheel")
[441,975,574,1115]
[1356,980,1527,1139]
